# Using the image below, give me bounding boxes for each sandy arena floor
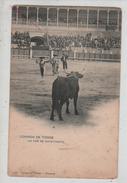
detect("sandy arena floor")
[8,58,120,179]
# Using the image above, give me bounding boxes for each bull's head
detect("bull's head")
[66,71,83,79]
[65,67,85,78]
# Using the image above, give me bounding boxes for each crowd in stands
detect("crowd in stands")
[11,31,121,50]
[48,33,121,50]
[11,32,31,48]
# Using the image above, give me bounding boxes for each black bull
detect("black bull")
[50,72,83,121]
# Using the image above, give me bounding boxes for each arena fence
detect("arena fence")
[11,48,120,62]
[11,48,30,59]
[32,47,51,58]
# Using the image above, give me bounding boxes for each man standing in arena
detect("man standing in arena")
[61,53,68,71]
[37,57,46,78]
[50,54,58,75]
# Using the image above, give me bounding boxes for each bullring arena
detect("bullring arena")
[8,5,121,179]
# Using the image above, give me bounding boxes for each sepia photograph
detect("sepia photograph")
[8,3,121,179]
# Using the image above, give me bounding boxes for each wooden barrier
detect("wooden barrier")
[11,48,120,62]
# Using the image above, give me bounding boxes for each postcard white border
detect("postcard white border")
[0,0,127,183]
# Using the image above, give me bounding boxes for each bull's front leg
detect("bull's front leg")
[74,94,79,115]
[58,100,64,121]
[50,101,55,121]
[66,99,70,114]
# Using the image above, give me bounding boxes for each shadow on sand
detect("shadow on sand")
[12,94,118,127]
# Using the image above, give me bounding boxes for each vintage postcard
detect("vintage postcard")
[8,4,121,179]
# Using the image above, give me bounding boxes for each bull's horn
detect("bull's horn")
[64,70,70,75]
[80,68,85,75]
